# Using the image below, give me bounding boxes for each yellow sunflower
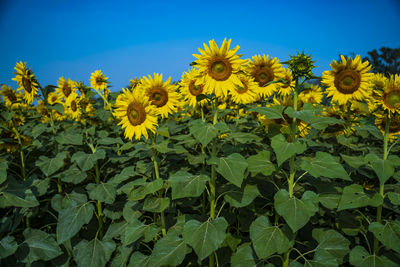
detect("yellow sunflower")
[12,114,26,126]
[47,92,62,105]
[193,38,245,99]
[229,74,259,104]
[322,55,373,105]
[113,88,158,140]
[55,77,76,99]
[277,68,295,96]
[36,100,51,123]
[64,92,82,121]
[246,54,285,98]
[179,68,208,108]
[74,81,88,98]
[367,73,388,112]
[12,62,39,104]
[377,74,400,117]
[90,70,108,91]
[299,84,324,105]
[375,112,400,142]
[138,73,180,118]
[0,85,25,109]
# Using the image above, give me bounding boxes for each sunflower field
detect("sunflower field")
[1,39,400,267]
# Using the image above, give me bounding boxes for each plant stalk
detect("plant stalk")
[94,163,104,239]
[152,145,167,237]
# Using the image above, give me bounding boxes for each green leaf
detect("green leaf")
[337,184,383,211]
[340,154,366,169]
[271,134,306,166]
[0,236,18,259]
[227,132,261,144]
[73,238,116,267]
[128,251,149,267]
[104,221,128,241]
[300,152,351,180]
[51,103,64,114]
[369,221,400,253]
[35,151,68,176]
[170,170,210,200]
[143,197,170,213]
[31,123,48,138]
[148,231,188,267]
[71,149,106,171]
[216,153,248,188]
[97,137,124,145]
[365,153,394,184]
[247,151,275,177]
[123,219,147,245]
[21,228,62,263]
[123,200,142,221]
[55,133,83,145]
[58,165,87,184]
[110,245,133,267]
[86,183,116,204]
[31,177,50,196]
[248,105,285,119]
[129,179,163,201]
[189,119,218,146]
[387,192,400,205]
[274,190,319,232]
[319,193,340,210]
[231,243,256,267]
[349,245,397,267]
[183,218,228,260]
[57,202,94,244]
[224,184,260,208]
[108,166,136,184]
[0,161,7,184]
[312,228,350,264]
[0,178,39,208]
[249,216,290,259]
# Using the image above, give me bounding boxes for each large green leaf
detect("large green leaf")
[300,152,351,180]
[123,219,148,245]
[58,165,87,184]
[35,151,68,176]
[271,134,306,166]
[248,105,285,119]
[104,221,128,241]
[0,236,18,259]
[110,245,133,267]
[128,251,149,267]
[387,192,400,205]
[183,218,228,260]
[369,221,400,253]
[73,238,116,267]
[170,170,210,200]
[227,132,261,144]
[274,190,319,232]
[129,179,163,201]
[148,231,188,267]
[216,153,248,188]
[21,228,62,263]
[142,197,170,213]
[231,243,256,267]
[337,184,383,211]
[312,228,350,264]
[55,133,83,145]
[224,184,260,208]
[0,161,7,184]
[108,166,136,184]
[71,149,106,171]
[247,151,275,177]
[189,119,218,146]
[57,202,94,244]
[340,154,366,169]
[349,245,397,267]
[0,178,39,208]
[97,137,124,145]
[86,182,116,204]
[249,216,290,259]
[365,153,395,184]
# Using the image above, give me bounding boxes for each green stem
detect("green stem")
[283,249,290,267]
[288,79,299,198]
[13,128,26,181]
[94,163,103,239]
[152,143,167,237]
[374,115,391,255]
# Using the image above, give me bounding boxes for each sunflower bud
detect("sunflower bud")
[283,52,316,80]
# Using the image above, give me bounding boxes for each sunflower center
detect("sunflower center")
[149,87,168,107]
[22,77,32,93]
[63,84,72,97]
[255,67,274,86]
[71,100,77,112]
[6,91,17,102]
[127,102,146,126]
[189,80,204,96]
[208,58,232,81]
[386,91,400,108]
[236,80,248,94]
[51,96,58,102]
[96,78,103,85]
[281,76,291,88]
[334,69,361,94]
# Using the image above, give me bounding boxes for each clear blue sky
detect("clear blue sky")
[1,0,399,91]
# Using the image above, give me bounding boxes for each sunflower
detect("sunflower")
[246,54,285,98]
[193,38,245,99]
[229,74,259,104]
[367,73,388,112]
[55,77,75,99]
[64,92,82,121]
[138,73,180,118]
[36,100,51,123]
[113,88,158,140]
[74,81,89,98]
[0,85,25,109]
[12,114,26,127]
[299,84,324,105]
[377,74,400,117]
[322,55,373,105]
[90,70,108,91]
[277,68,295,96]
[47,92,62,105]
[12,62,39,104]
[375,112,400,142]
[179,68,208,108]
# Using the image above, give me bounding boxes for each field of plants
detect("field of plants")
[1,38,400,266]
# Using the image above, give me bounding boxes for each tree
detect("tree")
[363,47,400,76]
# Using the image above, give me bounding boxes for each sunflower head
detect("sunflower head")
[277,68,295,97]
[12,62,39,104]
[64,92,82,121]
[74,81,89,98]
[0,85,24,109]
[380,74,400,117]
[47,92,62,105]
[284,51,316,79]
[90,70,109,91]
[299,84,323,105]
[113,88,159,140]
[229,74,259,104]
[179,68,208,108]
[55,77,76,99]
[375,112,400,142]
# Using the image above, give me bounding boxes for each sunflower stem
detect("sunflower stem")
[288,79,299,198]
[13,127,26,181]
[283,249,290,267]
[374,114,391,255]
[94,162,104,239]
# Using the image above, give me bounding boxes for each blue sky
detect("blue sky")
[1,0,399,91]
